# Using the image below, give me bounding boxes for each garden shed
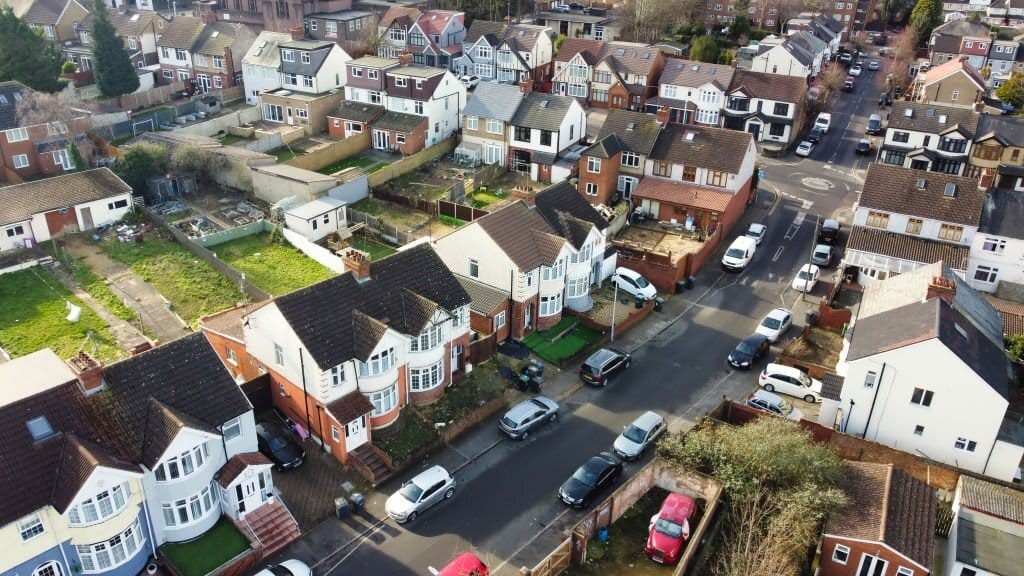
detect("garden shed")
[284,196,348,243]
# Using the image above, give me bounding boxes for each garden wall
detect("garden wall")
[175,106,262,138]
[279,227,348,274]
[566,300,652,333]
[436,395,509,443]
[367,137,457,188]
[285,131,371,172]
[613,244,687,293]
[194,219,274,248]
[347,208,417,245]
[816,299,853,331]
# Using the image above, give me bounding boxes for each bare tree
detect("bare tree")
[891,26,919,64]
[817,63,846,95]
[169,144,228,183]
[16,89,98,165]
[620,0,676,43]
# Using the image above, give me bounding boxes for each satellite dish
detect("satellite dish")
[66,301,82,323]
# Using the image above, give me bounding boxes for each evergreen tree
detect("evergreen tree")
[909,0,942,40]
[0,7,63,92]
[69,142,86,171]
[690,36,721,64]
[91,0,139,98]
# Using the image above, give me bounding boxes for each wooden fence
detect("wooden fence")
[469,333,497,364]
[367,137,457,187]
[372,187,439,215]
[438,200,489,222]
[528,539,572,576]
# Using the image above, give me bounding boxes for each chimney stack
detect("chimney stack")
[67,352,106,396]
[655,105,670,126]
[397,52,413,66]
[519,78,533,94]
[342,248,372,281]
[290,25,305,41]
[196,0,217,24]
[926,276,956,305]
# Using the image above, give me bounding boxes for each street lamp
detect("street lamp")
[610,280,619,342]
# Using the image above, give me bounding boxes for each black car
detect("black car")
[807,127,824,143]
[578,346,631,386]
[256,422,305,470]
[817,219,841,245]
[558,451,623,508]
[855,139,872,155]
[727,333,770,369]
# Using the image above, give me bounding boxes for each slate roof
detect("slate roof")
[728,69,807,104]
[596,109,661,155]
[330,100,384,124]
[272,243,470,370]
[279,40,335,76]
[156,15,205,50]
[200,302,267,342]
[825,462,936,569]
[198,21,254,56]
[326,392,375,425]
[0,80,27,131]
[649,123,752,175]
[980,188,1024,240]
[455,274,508,315]
[502,24,549,52]
[464,19,505,45]
[659,59,734,90]
[535,180,607,249]
[510,92,577,131]
[846,225,970,270]
[958,474,1024,523]
[24,0,69,24]
[821,373,844,401]
[860,164,984,226]
[0,168,132,227]
[921,58,987,91]
[243,31,295,68]
[633,178,734,212]
[931,19,993,48]
[888,101,980,136]
[974,114,1024,147]
[81,8,167,38]
[955,517,1022,575]
[474,201,566,271]
[462,82,524,122]
[372,110,426,133]
[582,133,621,158]
[216,452,272,488]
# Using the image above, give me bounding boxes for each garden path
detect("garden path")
[49,266,151,352]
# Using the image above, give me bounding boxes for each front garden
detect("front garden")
[569,487,676,576]
[211,231,335,296]
[160,518,251,576]
[522,317,602,364]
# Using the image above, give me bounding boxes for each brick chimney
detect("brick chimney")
[397,52,413,66]
[519,78,532,94]
[655,105,670,125]
[926,276,956,305]
[67,352,105,396]
[341,248,372,281]
[196,0,217,24]
[290,25,305,41]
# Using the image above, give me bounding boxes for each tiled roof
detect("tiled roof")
[845,225,970,270]
[217,452,272,487]
[464,19,505,45]
[596,109,661,155]
[985,295,1024,336]
[649,123,752,175]
[0,80,26,131]
[660,59,734,90]
[921,58,986,91]
[326,391,375,425]
[379,5,418,30]
[535,180,607,248]
[200,303,266,342]
[554,37,604,63]
[860,164,984,226]
[931,19,992,42]
[958,474,1024,523]
[888,101,979,136]
[455,274,508,315]
[462,82,524,122]
[821,373,844,401]
[195,21,255,56]
[51,434,139,514]
[503,24,549,52]
[510,92,577,131]
[556,39,659,78]
[24,0,67,25]
[272,244,470,370]
[372,110,426,133]
[632,178,734,212]
[475,201,565,271]
[80,8,167,38]
[156,15,205,50]
[974,114,1024,147]
[279,39,334,76]
[884,467,938,568]
[582,133,622,158]
[825,461,891,541]
[728,69,807,104]
[415,10,461,36]
[0,168,133,227]
[329,100,384,123]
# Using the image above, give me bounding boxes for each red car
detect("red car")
[645,492,696,564]
[432,553,488,576]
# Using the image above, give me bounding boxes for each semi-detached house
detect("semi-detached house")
[880,101,979,177]
[551,39,664,110]
[0,81,92,180]
[723,69,807,145]
[458,82,524,167]
[241,31,292,106]
[646,59,734,126]
[454,20,554,85]
[259,39,350,135]
[507,91,585,183]
[156,13,255,90]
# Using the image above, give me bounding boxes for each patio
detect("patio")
[615,223,705,257]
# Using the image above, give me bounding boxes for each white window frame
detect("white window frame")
[158,483,216,529]
[222,417,241,441]
[494,310,506,329]
[469,258,479,278]
[360,347,396,376]
[76,518,145,573]
[974,265,998,284]
[864,371,877,388]
[330,365,346,387]
[18,514,45,541]
[587,156,601,173]
[366,384,398,416]
[542,259,564,280]
[568,83,587,97]
[411,323,444,352]
[12,154,29,169]
[466,116,478,130]
[982,237,1006,253]
[154,442,209,482]
[326,21,337,33]
[620,151,640,168]
[567,275,589,298]
[32,562,61,576]
[66,482,131,526]
[896,567,914,576]
[831,543,850,565]
[486,118,503,135]
[6,127,28,143]
[282,49,295,62]
[585,182,598,196]
[539,293,562,316]
[273,342,285,365]
[954,436,978,452]
[331,425,340,441]
[410,360,445,391]
[395,76,408,87]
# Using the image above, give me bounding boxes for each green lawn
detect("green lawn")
[218,133,250,146]
[316,155,374,175]
[102,235,242,324]
[70,265,138,323]
[212,232,335,296]
[469,188,506,208]
[417,361,505,424]
[350,237,397,260]
[268,146,305,162]
[351,199,382,215]
[375,412,439,466]
[161,518,251,576]
[368,162,389,173]
[523,319,602,364]
[0,268,123,361]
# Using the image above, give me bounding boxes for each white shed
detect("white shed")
[284,196,348,242]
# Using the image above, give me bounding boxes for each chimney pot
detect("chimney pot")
[67,352,106,395]
[342,248,372,281]
[519,78,532,94]
[398,52,413,66]
[290,26,305,41]
[655,105,670,126]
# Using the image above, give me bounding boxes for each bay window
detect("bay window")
[67,482,131,525]
[542,259,564,280]
[160,483,216,528]
[77,519,145,572]
[539,294,562,316]
[360,347,396,376]
[567,276,589,298]
[570,243,592,263]
[410,360,445,391]
[366,384,398,416]
[153,443,209,482]
[411,324,443,352]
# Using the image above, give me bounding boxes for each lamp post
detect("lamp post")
[610,280,619,342]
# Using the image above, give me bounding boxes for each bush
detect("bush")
[61,61,77,74]
[439,215,465,227]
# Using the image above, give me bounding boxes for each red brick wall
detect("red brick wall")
[615,244,688,293]
[817,300,853,331]
[608,83,630,109]
[819,537,922,576]
[536,307,563,330]
[508,297,541,340]
[577,151,620,205]
[200,328,264,381]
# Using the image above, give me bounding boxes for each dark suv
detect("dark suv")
[817,219,841,245]
[579,346,631,386]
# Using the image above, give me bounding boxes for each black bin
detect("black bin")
[806,311,819,326]
[635,296,644,309]
[653,297,665,312]
[335,497,349,519]
[349,493,365,514]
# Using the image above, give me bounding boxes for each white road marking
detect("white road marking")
[772,246,785,262]
[491,508,572,575]
[785,212,806,240]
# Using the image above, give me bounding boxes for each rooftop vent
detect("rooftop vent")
[675,62,683,69]
[539,99,549,108]
[692,64,700,71]
[709,67,716,74]
[684,131,696,142]
[938,114,947,124]
[642,52,650,59]
[615,49,625,56]
[26,416,56,442]
[0,95,6,104]
[926,108,934,117]
[904,108,914,118]
[944,182,957,197]
[211,31,219,37]
[130,14,140,21]
[916,178,927,190]
[626,122,635,131]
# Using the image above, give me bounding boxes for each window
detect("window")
[331,426,340,442]
[914,425,925,435]
[938,224,964,242]
[162,70,173,79]
[982,237,1006,253]
[832,544,850,565]
[366,384,398,416]
[950,89,959,101]
[939,137,966,154]
[414,101,423,115]
[352,67,363,77]
[885,150,906,165]
[67,483,131,525]
[53,149,73,171]
[616,151,640,168]
[302,75,313,88]
[154,443,209,481]
[326,21,336,33]
[6,127,28,143]
[283,73,297,85]
[469,258,479,278]
[410,360,445,391]
[892,131,910,143]
[864,371,877,388]
[273,342,284,365]
[345,121,362,133]
[539,294,562,316]
[175,48,187,61]
[769,123,786,137]
[653,161,671,177]
[515,126,530,142]
[222,417,241,440]
[12,154,29,169]
[696,108,719,125]
[568,83,587,97]
[33,562,61,576]
[213,76,222,88]
[662,85,678,99]
[772,102,789,116]
[390,28,405,41]
[195,54,208,67]
[161,47,170,59]
[542,259,564,280]
[567,275,589,298]
[329,365,345,387]
[856,554,888,576]
[477,45,492,59]
[411,324,443,352]
[309,20,317,32]
[910,387,934,406]
[370,91,382,105]
[395,76,407,87]
[905,218,923,235]
[494,311,506,329]
[866,211,890,229]
[108,199,129,210]
[360,347,396,376]
[466,116,478,130]
[585,182,598,196]
[76,518,144,572]
[954,437,978,452]
[617,175,638,194]
[368,69,379,80]
[486,119,503,135]
[588,156,601,173]
[159,483,215,528]
[708,171,726,187]
[896,568,914,576]
[6,224,25,237]
[540,130,552,146]
[974,265,998,284]
[282,49,295,62]
[18,514,44,541]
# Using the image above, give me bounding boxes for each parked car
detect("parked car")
[721,235,757,271]
[611,267,657,301]
[867,59,880,71]
[839,52,853,64]
[646,492,697,565]
[791,263,820,292]
[459,75,480,89]
[579,346,631,386]
[613,411,666,460]
[746,389,804,421]
[818,218,841,244]
[551,3,570,12]
[849,64,863,77]
[568,1,584,8]
[254,560,312,576]
[874,34,888,46]
[759,363,823,403]
[812,244,834,267]
[879,91,893,106]
[855,139,872,155]
[807,127,824,143]
[386,465,456,523]
[255,421,305,470]
[727,333,771,369]
[814,112,832,133]
[498,396,559,440]
[431,553,488,576]
[866,113,883,135]
[558,451,623,507]
[745,222,767,245]
[843,76,855,91]
[795,140,814,157]
[755,307,792,343]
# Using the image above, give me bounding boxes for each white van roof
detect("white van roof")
[729,235,757,250]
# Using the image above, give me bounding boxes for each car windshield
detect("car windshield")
[737,339,758,354]
[654,517,685,538]
[622,425,647,443]
[501,416,519,429]
[762,317,781,330]
[797,373,812,386]
[267,436,288,451]
[798,270,813,280]
[815,249,829,258]
[572,466,598,487]
[399,482,424,502]
[633,275,650,288]
[726,248,746,258]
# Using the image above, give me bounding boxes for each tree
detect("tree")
[91,0,140,99]
[690,36,720,63]
[995,71,1024,109]
[909,0,942,39]
[0,7,64,92]
[169,144,228,183]
[554,33,567,51]
[620,0,678,43]
[1006,334,1024,360]
[113,143,168,194]
[728,15,751,42]
[892,26,920,64]
[16,89,98,164]
[68,142,85,171]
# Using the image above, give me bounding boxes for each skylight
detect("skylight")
[944,183,957,197]
[26,416,55,441]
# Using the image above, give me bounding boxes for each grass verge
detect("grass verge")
[350,237,397,260]
[368,162,389,173]
[375,412,439,466]
[316,155,374,175]
[160,518,251,576]
[212,232,334,296]
[218,133,250,146]
[470,189,506,207]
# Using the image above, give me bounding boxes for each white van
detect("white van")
[721,236,757,271]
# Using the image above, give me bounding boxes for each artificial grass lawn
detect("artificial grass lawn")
[212,232,334,296]
[316,155,374,175]
[0,268,123,361]
[161,517,251,576]
[349,237,397,260]
[102,235,241,324]
[375,412,439,466]
[268,146,305,162]
[522,319,602,364]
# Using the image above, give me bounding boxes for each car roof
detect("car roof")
[615,267,643,279]
[742,333,768,345]
[764,362,805,378]
[508,396,554,419]
[822,219,839,228]
[438,553,487,576]
[799,141,812,147]
[587,347,623,365]
[659,492,697,523]
[766,307,790,319]
[747,223,766,233]
[798,263,819,273]
[814,243,832,251]
[630,410,664,431]
[411,465,450,488]
[751,389,784,404]
[729,235,757,248]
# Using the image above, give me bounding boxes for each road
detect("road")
[306,61,890,576]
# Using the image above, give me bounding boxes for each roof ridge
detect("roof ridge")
[879,463,893,541]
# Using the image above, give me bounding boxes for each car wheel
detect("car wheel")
[603,374,611,387]
[625,359,631,369]
[804,394,817,404]
[521,430,529,441]
[763,383,775,392]
[549,412,559,423]
[444,487,455,499]
[407,511,417,522]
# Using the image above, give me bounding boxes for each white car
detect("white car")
[254,560,312,576]
[867,60,880,71]
[795,141,814,157]
[745,223,767,245]
[459,75,480,89]
[814,112,831,134]
[721,235,757,271]
[758,363,823,403]
[755,307,792,343]
[613,411,666,460]
[791,264,820,292]
[849,64,863,76]
[385,465,455,523]
[611,267,657,301]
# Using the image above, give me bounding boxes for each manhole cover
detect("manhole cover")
[801,177,833,190]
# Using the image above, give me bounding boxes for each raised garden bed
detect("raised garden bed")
[268,146,305,162]
[469,188,507,208]
[349,237,397,260]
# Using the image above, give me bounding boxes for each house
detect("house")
[183,0,303,33]
[946,474,1024,576]
[723,69,808,145]
[507,91,586,183]
[241,31,292,105]
[156,15,205,83]
[0,81,92,180]
[455,274,511,342]
[880,101,980,176]
[785,13,844,56]
[23,0,90,44]
[748,32,825,79]
[303,9,377,52]
[404,9,466,70]
[912,58,987,109]
[929,18,993,66]
[551,39,664,110]
[232,243,471,477]
[458,82,524,167]
[200,303,270,384]
[188,18,257,92]
[532,4,618,41]
[819,462,936,576]
[375,5,419,59]
[380,63,465,149]
[284,196,347,243]
[454,19,507,81]
[0,169,134,252]
[577,108,662,205]
[326,99,384,140]
[62,7,170,73]
[455,20,555,85]
[344,55,401,106]
[968,114,1024,190]
[839,263,1024,481]
[259,39,351,134]
[986,38,1020,87]
[968,183,1024,293]
[645,59,734,126]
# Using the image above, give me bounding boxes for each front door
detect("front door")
[344,415,368,452]
[80,206,94,230]
[747,122,761,141]
[236,472,267,517]
[524,303,533,330]
[373,129,390,150]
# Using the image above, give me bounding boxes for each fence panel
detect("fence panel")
[285,131,371,172]
[469,333,496,364]
[366,137,457,188]
[530,538,572,576]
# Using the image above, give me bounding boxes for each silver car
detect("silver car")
[613,411,666,460]
[385,465,455,523]
[499,396,559,440]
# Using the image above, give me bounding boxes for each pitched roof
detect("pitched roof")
[279,40,335,76]
[195,21,255,56]
[24,0,68,25]
[510,92,577,131]
[921,58,986,91]
[216,452,272,487]
[888,101,980,136]
[51,435,139,514]
[596,109,661,155]
[462,82,524,122]
[86,8,167,38]
[633,178,734,212]
[502,24,550,52]
[0,168,132,227]
[329,100,384,123]
[860,164,984,226]
[379,5,419,29]
[272,243,470,369]
[464,19,505,45]
[728,69,807,103]
[649,123,753,174]
[554,37,605,63]
[455,274,508,315]
[0,80,26,131]
[845,225,970,270]
[582,133,622,158]
[660,59,735,90]
[931,19,993,42]
[985,295,1024,337]
[825,462,936,569]
[156,15,205,50]
[372,110,426,133]
[200,302,267,342]
[325,391,375,424]
[958,474,1024,523]
[474,201,566,270]
[974,114,1024,147]
[415,9,462,36]
[535,180,607,248]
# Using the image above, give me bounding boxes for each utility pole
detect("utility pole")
[610,280,619,341]
[803,215,820,302]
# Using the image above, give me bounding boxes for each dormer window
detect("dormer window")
[80,31,90,44]
[301,51,311,64]
[282,49,295,62]
[368,69,379,80]
[411,323,443,352]
[352,67,362,77]
[153,442,209,482]
[67,482,131,525]
[395,76,407,87]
